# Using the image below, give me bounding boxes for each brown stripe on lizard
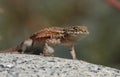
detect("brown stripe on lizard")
[2,25,89,60]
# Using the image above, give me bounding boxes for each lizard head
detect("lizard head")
[65,25,89,36]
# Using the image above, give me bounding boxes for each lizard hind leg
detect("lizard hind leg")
[43,43,55,57]
[19,39,33,54]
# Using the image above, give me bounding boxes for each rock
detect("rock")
[0,53,120,77]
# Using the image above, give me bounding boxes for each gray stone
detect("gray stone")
[0,53,120,77]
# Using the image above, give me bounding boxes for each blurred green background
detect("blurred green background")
[0,0,120,69]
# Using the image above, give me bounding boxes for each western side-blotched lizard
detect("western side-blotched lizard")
[4,25,89,59]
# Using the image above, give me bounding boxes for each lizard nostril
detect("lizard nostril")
[83,30,86,32]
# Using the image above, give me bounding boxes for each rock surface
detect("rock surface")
[0,53,120,77]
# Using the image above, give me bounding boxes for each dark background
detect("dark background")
[0,0,120,69]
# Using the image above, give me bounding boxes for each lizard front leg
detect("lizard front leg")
[43,43,54,57]
[68,44,77,60]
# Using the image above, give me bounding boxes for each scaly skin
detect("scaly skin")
[4,25,89,59]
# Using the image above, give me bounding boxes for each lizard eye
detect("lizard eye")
[73,27,78,31]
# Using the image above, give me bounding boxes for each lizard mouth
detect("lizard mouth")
[68,31,89,35]
[83,31,89,35]
[72,31,89,35]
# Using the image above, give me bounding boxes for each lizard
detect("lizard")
[2,25,89,60]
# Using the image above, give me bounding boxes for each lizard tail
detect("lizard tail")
[1,38,33,54]
[0,47,20,53]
